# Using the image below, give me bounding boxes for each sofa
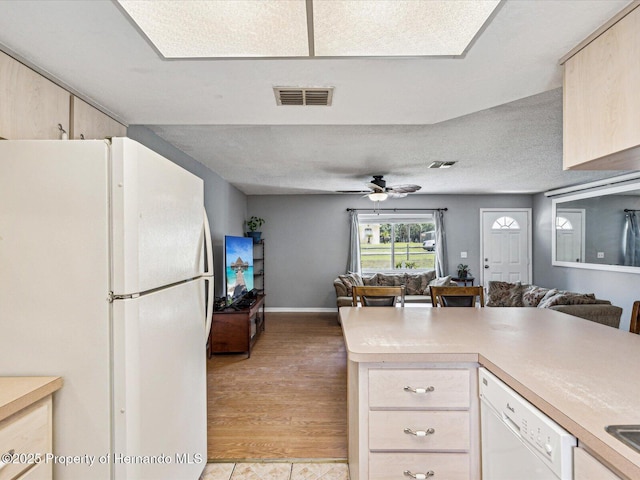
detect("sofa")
[333,271,456,308]
[485,281,622,328]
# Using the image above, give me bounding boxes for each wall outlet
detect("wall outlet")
[597,252,605,258]
[461,251,468,258]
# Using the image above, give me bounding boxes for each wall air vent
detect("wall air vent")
[273,87,334,106]
[428,161,457,169]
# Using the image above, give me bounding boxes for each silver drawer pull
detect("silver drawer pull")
[404,470,434,479]
[404,427,435,437]
[404,386,435,394]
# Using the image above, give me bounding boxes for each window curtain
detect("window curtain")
[623,211,640,267]
[434,209,447,277]
[347,210,361,274]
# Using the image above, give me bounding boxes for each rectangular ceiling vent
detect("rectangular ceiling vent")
[274,87,334,106]
[428,161,457,169]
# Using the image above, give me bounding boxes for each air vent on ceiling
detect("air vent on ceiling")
[428,161,457,169]
[273,87,334,106]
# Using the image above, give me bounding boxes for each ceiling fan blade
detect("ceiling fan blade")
[367,182,385,192]
[336,190,371,194]
[388,184,422,194]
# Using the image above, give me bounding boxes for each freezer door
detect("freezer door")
[112,279,207,480]
[0,140,112,480]
[110,137,205,295]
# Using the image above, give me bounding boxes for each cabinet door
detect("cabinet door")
[70,96,126,140]
[0,50,70,140]
[563,6,640,170]
[573,447,621,480]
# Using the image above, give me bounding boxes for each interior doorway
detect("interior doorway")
[480,209,532,285]
[556,208,586,263]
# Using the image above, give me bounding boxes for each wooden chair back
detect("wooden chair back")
[630,301,640,334]
[430,285,485,307]
[352,286,405,307]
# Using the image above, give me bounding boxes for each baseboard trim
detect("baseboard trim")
[265,307,337,313]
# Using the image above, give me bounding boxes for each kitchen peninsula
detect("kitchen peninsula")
[340,306,640,480]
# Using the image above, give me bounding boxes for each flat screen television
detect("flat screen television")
[224,235,254,304]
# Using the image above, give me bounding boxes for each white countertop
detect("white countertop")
[340,306,640,480]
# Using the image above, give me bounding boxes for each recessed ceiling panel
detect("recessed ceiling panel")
[118,0,309,58]
[313,0,500,56]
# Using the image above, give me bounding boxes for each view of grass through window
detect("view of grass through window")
[359,221,436,271]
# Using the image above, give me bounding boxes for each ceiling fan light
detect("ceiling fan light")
[368,192,389,202]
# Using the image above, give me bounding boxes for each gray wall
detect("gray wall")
[247,193,532,309]
[533,193,637,330]
[128,125,247,297]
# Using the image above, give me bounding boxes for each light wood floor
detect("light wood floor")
[206,312,347,461]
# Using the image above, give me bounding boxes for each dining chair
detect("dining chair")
[430,285,485,307]
[352,286,405,307]
[630,301,640,334]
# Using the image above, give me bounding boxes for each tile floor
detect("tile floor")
[200,462,350,480]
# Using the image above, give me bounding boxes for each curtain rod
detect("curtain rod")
[624,209,640,212]
[346,208,448,212]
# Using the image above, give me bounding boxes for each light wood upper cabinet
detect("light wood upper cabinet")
[562,5,640,170]
[0,50,70,140]
[70,96,126,140]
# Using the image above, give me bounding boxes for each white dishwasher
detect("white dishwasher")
[479,368,576,480]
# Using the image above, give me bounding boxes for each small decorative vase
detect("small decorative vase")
[246,231,262,243]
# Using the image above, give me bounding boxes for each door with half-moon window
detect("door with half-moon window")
[480,209,531,284]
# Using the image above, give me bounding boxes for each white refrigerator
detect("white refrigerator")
[0,138,214,480]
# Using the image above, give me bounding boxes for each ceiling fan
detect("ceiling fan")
[339,175,422,201]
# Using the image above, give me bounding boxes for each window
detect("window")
[492,216,520,230]
[556,216,573,230]
[358,214,436,272]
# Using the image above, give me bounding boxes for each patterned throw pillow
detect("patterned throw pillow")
[486,281,524,307]
[538,291,597,308]
[377,274,407,287]
[363,274,377,286]
[522,285,550,307]
[428,275,453,287]
[338,273,364,296]
[405,273,430,295]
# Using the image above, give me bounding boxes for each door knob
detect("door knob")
[484,265,489,269]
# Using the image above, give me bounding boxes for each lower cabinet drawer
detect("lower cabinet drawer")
[369,452,470,480]
[0,398,51,480]
[369,410,469,451]
[369,368,470,409]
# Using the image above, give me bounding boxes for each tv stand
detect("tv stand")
[208,294,265,358]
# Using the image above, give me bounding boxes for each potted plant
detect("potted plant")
[457,263,470,278]
[245,216,265,243]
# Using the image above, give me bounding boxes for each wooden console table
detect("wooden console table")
[209,294,266,358]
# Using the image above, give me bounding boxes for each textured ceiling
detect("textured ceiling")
[0,0,632,195]
[147,89,622,195]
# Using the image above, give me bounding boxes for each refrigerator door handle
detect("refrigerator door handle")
[203,209,214,341]
[204,276,214,341]
[203,209,213,276]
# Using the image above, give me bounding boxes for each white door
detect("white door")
[110,137,205,296]
[112,279,207,480]
[556,209,585,263]
[481,209,531,284]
